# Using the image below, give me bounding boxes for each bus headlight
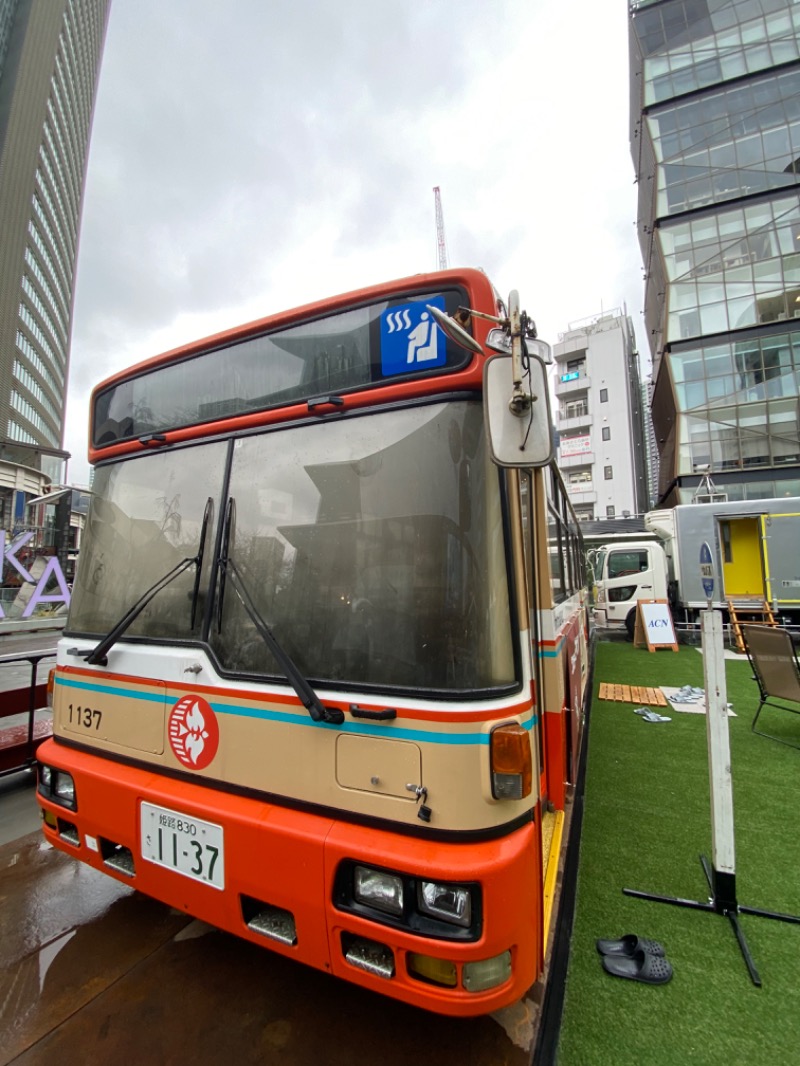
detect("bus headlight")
[38,764,77,811]
[354,865,404,916]
[418,881,472,927]
[334,861,481,938]
[54,772,76,807]
[490,723,532,800]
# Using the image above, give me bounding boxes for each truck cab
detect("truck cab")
[592,541,668,637]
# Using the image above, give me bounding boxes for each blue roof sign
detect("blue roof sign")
[380,296,446,376]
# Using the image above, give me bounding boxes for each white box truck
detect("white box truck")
[591,497,800,636]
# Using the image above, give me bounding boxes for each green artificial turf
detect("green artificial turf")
[556,639,800,1066]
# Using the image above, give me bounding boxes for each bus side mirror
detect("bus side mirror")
[483,353,554,468]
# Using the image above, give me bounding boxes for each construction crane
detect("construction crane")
[433,186,449,270]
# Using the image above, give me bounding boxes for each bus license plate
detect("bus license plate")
[140,802,224,889]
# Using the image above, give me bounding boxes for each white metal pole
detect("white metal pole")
[702,608,735,878]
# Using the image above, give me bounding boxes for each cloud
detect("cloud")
[66,0,645,483]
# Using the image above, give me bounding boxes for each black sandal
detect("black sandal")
[596,934,665,958]
[601,947,673,985]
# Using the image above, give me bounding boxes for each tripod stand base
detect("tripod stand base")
[624,854,800,987]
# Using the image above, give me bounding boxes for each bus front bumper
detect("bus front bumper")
[35,738,543,1017]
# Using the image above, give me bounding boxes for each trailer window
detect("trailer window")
[721,521,732,563]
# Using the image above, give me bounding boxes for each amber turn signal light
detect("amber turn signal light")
[490,723,532,800]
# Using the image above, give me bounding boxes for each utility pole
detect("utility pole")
[433,186,449,270]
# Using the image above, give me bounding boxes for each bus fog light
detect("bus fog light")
[354,865,404,916]
[418,881,472,927]
[407,952,457,988]
[54,771,76,808]
[463,950,512,993]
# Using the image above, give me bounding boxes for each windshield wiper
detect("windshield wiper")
[76,497,214,667]
[220,555,344,726]
[77,557,198,666]
[190,498,214,629]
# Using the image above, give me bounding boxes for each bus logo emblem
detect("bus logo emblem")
[380,297,446,376]
[168,695,219,770]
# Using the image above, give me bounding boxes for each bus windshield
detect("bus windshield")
[68,400,515,694]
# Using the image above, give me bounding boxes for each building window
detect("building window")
[563,400,588,419]
[604,466,613,480]
[606,505,615,518]
[600,388,608,402]
[602,426,611,441]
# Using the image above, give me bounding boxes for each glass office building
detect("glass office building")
[630,0,800,504]
[0,0,109,500]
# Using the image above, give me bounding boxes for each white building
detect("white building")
[552,310,649,523]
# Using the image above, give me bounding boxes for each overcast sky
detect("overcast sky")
[65,0,645,485]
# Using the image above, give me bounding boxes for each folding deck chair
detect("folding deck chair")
[741,624,800,750]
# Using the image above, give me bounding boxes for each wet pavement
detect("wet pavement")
[0,774,41,846]
[0,831,535,1066]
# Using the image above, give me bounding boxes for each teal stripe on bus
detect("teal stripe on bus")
[56,676,536,745]
[57,675,165,703]
[538,633,568,658]
[217,701,537,743]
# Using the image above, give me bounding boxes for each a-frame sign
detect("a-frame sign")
[633,598,679,653]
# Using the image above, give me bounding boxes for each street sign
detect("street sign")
[700,541,715,599]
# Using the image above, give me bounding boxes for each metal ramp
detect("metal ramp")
[727,598,778,653]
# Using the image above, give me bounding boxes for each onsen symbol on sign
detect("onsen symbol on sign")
[168,695,219,770]
[379,297,446,376]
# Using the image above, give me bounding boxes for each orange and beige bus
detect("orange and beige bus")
[37,268,591,1016]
